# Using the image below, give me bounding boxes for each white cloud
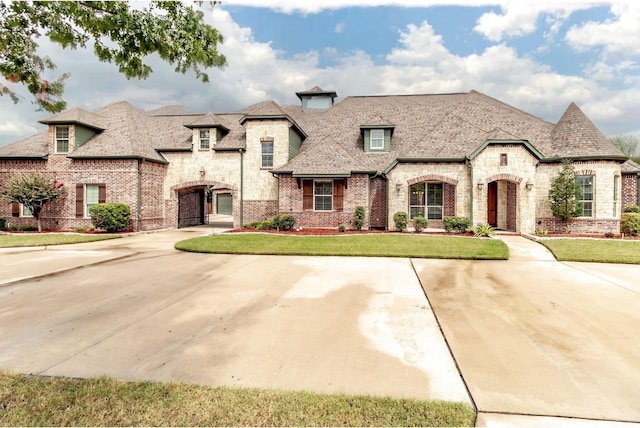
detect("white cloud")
[334,21,346,33]
[566,3,640,56]
[2,1,640,148]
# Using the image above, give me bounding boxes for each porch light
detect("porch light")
[477,181,484,190]
[526,179,534,190]
[199,167,206,178]
[396,182,403,192]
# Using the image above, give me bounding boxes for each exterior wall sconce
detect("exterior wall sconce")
[199,167,206,178]
[526,179,533,190]
[396,182,403,192]
[477,181,484,190]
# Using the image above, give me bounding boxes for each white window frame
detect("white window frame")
[261,141,274,168]
[21,204,33,217]
[199,129,210,150]
[314,180,333,211]
[370,129,384,150]
[576,175,594,217]
[55,125,70,153]
[85,184,100,217]
[409,182,443,220]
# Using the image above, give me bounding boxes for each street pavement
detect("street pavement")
[1,223,639,427]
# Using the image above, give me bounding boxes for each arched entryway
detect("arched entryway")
[485,174,522,232]
[172,181,235,228]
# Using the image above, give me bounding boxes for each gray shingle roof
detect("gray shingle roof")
[550,102,624,158]
[1,90,625,173]
[622,159,640,174]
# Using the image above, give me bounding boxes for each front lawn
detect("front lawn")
[540,239,640,264]
[175,233,508,260]
[0,234,119,248]
[0,372,475,427]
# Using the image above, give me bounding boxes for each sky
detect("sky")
[1,0,640,148]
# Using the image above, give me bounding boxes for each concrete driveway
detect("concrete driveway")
[1,227,639,427]
[0,225,469,405]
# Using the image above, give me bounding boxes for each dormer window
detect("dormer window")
[55,126,70,153]
[199,129,210,150]
[370,129,384,150]
[361,125,393,153]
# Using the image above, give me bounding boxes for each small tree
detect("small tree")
[0,173,66,231]
[548,159,583,232]
[354,206,365,230]
[393,211,408,232]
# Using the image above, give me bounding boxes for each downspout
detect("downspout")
[239,148,245,227]
[383,173,389,231]
[137,159,143,231]
[467,159,474,224]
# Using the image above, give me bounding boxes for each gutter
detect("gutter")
[239,148,245,227]
[137,159,143,231]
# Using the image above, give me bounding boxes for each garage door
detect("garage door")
[216,193,232,215]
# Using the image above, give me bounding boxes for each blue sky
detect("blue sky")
[1,1,639,148]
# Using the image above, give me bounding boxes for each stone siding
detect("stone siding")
[387,163,470,230]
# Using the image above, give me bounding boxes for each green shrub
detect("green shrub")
[272,214,296,231]
[473,223,495,238]
[412,216,428,232]
[535,229,549,236]
[89,203,131,232]
[338,224,346,232]
[393,212,408,232]
[354,206,365,230]
[0,216,6,230]
[621,213,640,236]
[624,205,640,213]
[443,216,471,233]
[258,220,273,230]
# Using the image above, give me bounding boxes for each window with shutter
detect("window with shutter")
[303,180,313,210]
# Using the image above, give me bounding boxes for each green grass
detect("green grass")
[540,239,640,264]
[0,234,119,248]
[175,233,508,260]
[0,372,475,427]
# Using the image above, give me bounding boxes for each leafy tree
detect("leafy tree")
[610,134,640,164]
[0,1,226,113]
[548,159,583,231]
[0,173,66,231]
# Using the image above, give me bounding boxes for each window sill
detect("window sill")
[260,167,274,170]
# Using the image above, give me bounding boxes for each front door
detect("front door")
[487,181,497,227]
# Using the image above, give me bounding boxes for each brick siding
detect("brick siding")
[622,174,639,209]
[277,173,371,229]
[369,176,387,229]
[535,217,620,234]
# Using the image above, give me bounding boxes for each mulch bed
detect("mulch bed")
[228,228,474,236]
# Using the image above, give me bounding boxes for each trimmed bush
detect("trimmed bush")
[443,216,471,233]
[0,216,6,231]
[354,206,365,230]
[621,213,640,236]
[393,212,408,232]
[413,216,428,232]
[272,214,296,231]
[623,205,640,213]
[89,203,131,232]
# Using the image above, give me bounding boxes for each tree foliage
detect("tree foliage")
[610,134,640,164]
[548,159,583,228]
[0,1,227,113]
[89,202,131,232]
[0,173,66,231]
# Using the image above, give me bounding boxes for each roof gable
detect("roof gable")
[39,107,106,130]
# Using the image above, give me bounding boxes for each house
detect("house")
[0,88,630,234]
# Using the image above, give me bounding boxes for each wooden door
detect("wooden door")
[487,181,497,227]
